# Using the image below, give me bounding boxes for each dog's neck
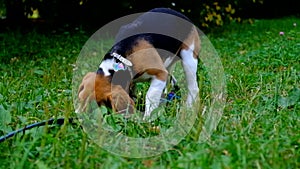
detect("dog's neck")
[98,52,132,76]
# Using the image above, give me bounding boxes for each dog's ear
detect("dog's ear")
[77,72,111,112]
[101,86,135,114]
[110,85,135,114]
[77,72,135,114]
[103,92,116,112]
[78,72,96,102]
[76,72,97,113]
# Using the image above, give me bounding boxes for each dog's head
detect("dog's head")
[76,72,135,114]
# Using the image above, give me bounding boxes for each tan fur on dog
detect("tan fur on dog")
[77,72,135,114]
[127,39,169,81]
[181,27,201,59]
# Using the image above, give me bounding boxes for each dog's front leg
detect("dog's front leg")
[144,77,166,118]
[126,39,168,119]
[142,68,168,119]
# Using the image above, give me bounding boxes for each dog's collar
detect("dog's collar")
[111,52,132,67]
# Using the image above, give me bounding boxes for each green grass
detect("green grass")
[0,16,299,169]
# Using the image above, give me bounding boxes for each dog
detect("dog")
[77,7,200,119]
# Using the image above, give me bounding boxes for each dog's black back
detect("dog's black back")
[111,7,194,57]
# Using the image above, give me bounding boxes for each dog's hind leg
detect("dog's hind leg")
[180,29,200,106]
[180,45,199,106]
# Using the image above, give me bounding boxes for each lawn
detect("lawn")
[0,16,299,169]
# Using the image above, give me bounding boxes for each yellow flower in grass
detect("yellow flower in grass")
[206,13,213,22]
[213,2,221,10]
[202,23,209,27]
[216,19,223,26]
[225,4,232,13]
[215,15,223,26]
[231,8,235,14]
[237,17,242,22]
[225,4,235,14]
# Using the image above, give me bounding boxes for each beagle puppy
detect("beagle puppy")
[77,7,200,119]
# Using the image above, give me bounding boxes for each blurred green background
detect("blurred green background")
[1,0,299,31]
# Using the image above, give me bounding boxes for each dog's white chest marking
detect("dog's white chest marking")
[99,53,133,76]
[99,58,115,76]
